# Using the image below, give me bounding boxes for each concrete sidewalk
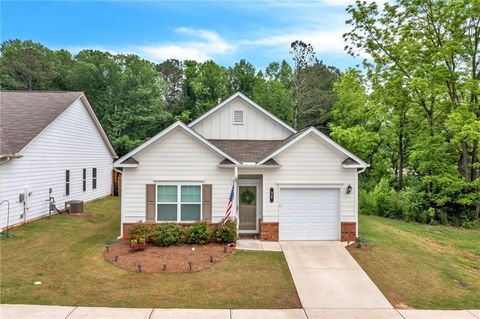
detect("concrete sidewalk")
[2,305,480,319]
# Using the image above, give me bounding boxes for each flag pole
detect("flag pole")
[234,166,239,234]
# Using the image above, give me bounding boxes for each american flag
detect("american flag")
[222,181,235,223]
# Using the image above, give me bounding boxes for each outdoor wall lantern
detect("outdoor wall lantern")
[346,185,353,194]
[269,187,274,203]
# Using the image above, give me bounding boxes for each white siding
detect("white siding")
[122,129,235,224]
[191,97,292,140]
[0,99,113,228]
[238,133,357,223]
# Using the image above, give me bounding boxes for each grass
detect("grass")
[349,215,480,309]
[0,196,300,308]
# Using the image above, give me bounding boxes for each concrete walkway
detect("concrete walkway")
[2,304,480,319]
[235,239,282,251]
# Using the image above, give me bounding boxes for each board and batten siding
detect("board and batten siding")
[122,129,235,225]
[238,133,357,223]
[191,97,292,140]
[0,98,113,228]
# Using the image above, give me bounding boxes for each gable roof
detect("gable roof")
[114,121,241,167]
[0,91,117,158]
[258,127,369,168]
[188,92,297,134]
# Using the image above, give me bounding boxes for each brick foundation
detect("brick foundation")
[259,220,279,241]
[341,222,357,242]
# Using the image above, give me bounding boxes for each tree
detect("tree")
[0,39,56,90]
[183,60,229,118]
[156,59,184,114]
[228,59,257,96]
[344,0,480,220]
[289,40,340,131]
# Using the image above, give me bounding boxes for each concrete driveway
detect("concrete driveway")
[280,241,393,310]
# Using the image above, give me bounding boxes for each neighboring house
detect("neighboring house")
[0,91,117,229]
[114,92,367,241]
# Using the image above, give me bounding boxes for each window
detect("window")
[233,110,244,125]
[92,168,97,189]
[156,184,201,222]
[65,170,70,196]
[82,169,87,191]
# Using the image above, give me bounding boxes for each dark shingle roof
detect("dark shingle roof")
[1,91,84,155]
[209,139,284,163]
[209,128,308,164]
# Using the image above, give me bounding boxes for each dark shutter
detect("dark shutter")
[202,184,212,222]
[146,184,156,222]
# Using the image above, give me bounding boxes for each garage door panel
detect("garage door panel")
[280,188,339,240]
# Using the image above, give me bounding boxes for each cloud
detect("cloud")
[240,27,349,54]
[136,27,236,62]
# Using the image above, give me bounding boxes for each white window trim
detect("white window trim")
[155,182,203,223]
[232,110,244,125]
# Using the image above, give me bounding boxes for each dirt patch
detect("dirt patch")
[104,240,235,273]
[346,243,372,253]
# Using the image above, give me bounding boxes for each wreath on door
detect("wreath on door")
[240,189,255,204]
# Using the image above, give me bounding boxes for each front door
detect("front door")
[238,185,258,232]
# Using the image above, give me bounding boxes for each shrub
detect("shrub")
[128,223,154,241]
[214,220,238,244]
[186,221,212,244]
[151,223,186,247]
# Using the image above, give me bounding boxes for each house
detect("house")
[0,91,117,229]
[114,92,367,241]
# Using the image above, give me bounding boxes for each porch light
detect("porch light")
[346,185,352,194]
[270,187,274,203]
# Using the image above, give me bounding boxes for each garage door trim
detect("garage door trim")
[279,186,341,241]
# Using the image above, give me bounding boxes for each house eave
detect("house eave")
[342,164,369,169]
[0,154,23,164]
[114,164,139,168]
[218,164,281,169]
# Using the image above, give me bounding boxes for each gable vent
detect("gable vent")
[233,110,244,125]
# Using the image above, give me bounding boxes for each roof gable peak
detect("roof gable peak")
[188,92,296,134]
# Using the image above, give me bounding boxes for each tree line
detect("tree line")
[1,0,478,226]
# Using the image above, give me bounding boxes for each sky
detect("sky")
[1,1,364,70]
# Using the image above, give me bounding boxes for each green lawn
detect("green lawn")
[0,196,300,308]
[349,215,480,309]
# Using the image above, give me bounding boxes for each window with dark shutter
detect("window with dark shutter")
[65,170,70,196]
[92,168,97,189]
[83,169,86,191]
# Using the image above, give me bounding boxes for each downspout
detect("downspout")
[117,167,126,240]
[355,167,367,237]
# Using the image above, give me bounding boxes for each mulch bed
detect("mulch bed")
[104,240,235,273]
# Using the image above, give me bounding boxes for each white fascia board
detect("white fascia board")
[342,164,369,169]
[113,121,240,168]
[258,127,368,168]
[114,164,139,168]
[188,92,296,134]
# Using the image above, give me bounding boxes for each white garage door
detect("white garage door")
[279,188,340,240]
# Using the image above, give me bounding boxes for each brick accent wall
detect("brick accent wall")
[259,220,279,241]
[341,222,357,242]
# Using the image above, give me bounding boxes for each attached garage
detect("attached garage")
[279,188,340,240]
